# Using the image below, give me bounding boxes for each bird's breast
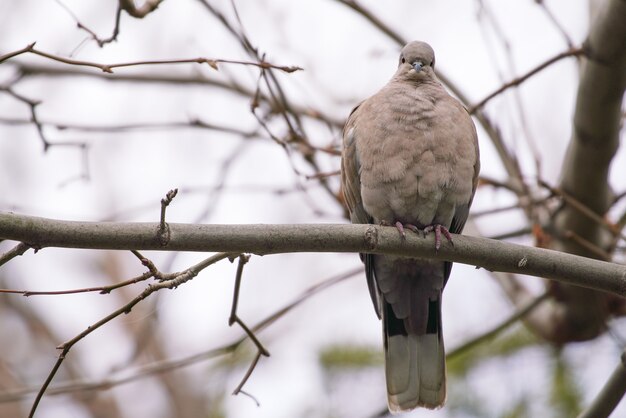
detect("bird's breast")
[356,90,476,227]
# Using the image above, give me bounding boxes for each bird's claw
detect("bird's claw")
[381,220,421,240]
[423,224,453,251]
[394,221,405,238]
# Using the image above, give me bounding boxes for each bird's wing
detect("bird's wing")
[341,103,381,317]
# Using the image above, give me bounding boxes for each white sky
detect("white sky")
[1,0,625,417]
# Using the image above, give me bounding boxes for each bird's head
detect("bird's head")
[396,41,436,82]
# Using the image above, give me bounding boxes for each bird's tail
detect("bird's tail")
[383,300,446,412]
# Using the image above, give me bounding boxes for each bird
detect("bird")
[340,41,480,412]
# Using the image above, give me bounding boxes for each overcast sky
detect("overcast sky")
[1,1,625,417]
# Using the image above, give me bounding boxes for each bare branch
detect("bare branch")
[8,45,302,74]
[227,254,269,400]
[1,212,625,297]
[0,242,31,267]
[13,62,343,127]
[540,180,623,238]
[335,0,404,45]
[232,350,262,401]
[0,345,232,402]
[563,230,612,261]
[0,85,50,151]
[228,254,249,326]
[120,0,164,18]
[447,291,550,359]
[534,0,576,48]
[0,271,152,296]
[0,116,261,140]
[577,350,626,418]
[0,266,359,403]
[0,42,36,63]
[530,0,626,343]
[469,47,585,113]
[159,189,178,246]
[27,251,236,417]
[53,0,123,47]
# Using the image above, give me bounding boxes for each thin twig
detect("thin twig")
[534,1,576,49]
[191,140,249,224]
[230,316,270,357]
[228,254,250,326]
[306,170,340,180]
[196,0,337,205]
[130,250,177,281]
[27,251,236,417]
[447,291,550,359]
[0,115,261,139]
[227,254,269,400]
[0,346,233,402]
[158,188,178,246]
[237,389,260,406]
[335,0,404,45]
[15,46,302,74]
[469,47,585,113]
[476,0,543,177]
[563,230,612,261]
[0,85,50,151]
[232,351,262,398]
[0,242,31,267]
[0,271,152,296]
[0,42,36,63]
[0,266,359,403]
[13,62,343,127]
[28,356,65,418]
[540,179,625,240]
[53,0,123,47]
[487,226,534,241]
[470,202,528,219]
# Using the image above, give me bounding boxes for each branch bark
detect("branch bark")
[577,350,626,418]
[542,0,626,342]
[0,211,625,297]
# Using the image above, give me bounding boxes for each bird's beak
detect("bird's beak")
[412,61,424,72]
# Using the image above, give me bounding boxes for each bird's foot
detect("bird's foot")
[423,224,453,251]
[380,220,420,239]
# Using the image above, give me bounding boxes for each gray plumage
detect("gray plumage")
[341,41,480,412]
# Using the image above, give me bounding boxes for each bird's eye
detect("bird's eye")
[401,57,406,64]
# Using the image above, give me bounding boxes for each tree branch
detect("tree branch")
[555,0,626,246]
[1,211,625,297]
[537,0,626,342]
[577,350,626,418]
[120,0,164,18]
[27,251,236,418]
[12,62,343,127]
[0,266,360,403]
[468,47,585,113]
[0,242,31,267]
[447,291,550,360]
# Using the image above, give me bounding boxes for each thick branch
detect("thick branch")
[532,0,626,343]
[0,211,625,297]
[556,0,626,249]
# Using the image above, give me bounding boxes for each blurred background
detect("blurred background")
[1,0,625,417]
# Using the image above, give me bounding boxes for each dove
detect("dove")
[341,41,480,412]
